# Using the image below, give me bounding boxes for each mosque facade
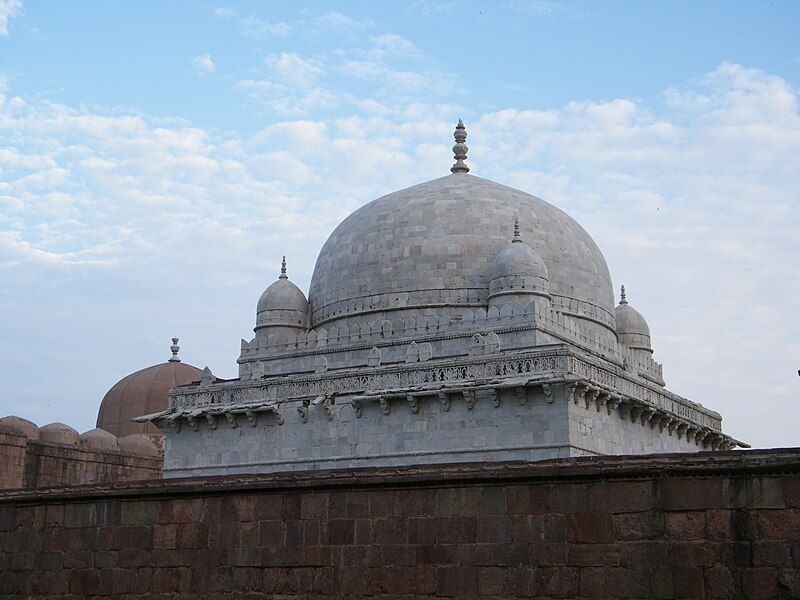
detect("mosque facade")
[137,121,745,478]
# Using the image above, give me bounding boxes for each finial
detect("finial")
[620,285,628,304]
[280,256,287,279]
[512,215,522,243]
[450,119,469,174]
[169,337,181,362]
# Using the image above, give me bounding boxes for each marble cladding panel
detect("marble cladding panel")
[163,388,572,477]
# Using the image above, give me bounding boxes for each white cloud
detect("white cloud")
[412,1,457,16]
[213,6,238,19]
[192,54,216,75]
[314,11,373,32]
[1,63,798,450]
[368,34,425,61]
[240,15,292,38]
[0,0,21,36]
[264,52,322,87]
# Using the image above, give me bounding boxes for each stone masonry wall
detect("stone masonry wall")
[22,441,162,489]
[0,433,28,490]
[1,449,799,598]
[0,437,162,492]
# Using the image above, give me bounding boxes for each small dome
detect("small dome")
[615,286,653,353]
[488,217,549,301]
[255,257,309,334]
[119,433,160,456]
[79,428,120,452]
[0,416,39,440]
[96,339,203,438]
[39,422,80,446]
[257,280,309,314]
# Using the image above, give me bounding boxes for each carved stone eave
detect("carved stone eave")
[148,344,746,450]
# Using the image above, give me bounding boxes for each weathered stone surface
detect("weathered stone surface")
[0,449,797,598]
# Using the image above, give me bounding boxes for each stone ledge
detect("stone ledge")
[1,447,798,504]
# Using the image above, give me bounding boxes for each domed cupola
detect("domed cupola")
[255,257,309,341]
[615,285,653,354]
[488,217,550,308]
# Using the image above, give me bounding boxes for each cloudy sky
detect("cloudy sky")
[1,1,798,448]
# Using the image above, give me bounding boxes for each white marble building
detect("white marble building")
[138,121,746,477]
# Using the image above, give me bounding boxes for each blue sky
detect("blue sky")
[1,1,799,447]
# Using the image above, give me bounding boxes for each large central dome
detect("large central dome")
[308,172,616,341]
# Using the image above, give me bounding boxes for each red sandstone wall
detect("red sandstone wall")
[0,437,162,492]
[0,449,799,599]
[0,433,27,490]
[22,441,162,488]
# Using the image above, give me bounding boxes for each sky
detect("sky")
[0,1,798,448]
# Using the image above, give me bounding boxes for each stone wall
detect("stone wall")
[1,448,798,598]
[22,441,162,489]
[0,432,28,490]
[0,417,163,491]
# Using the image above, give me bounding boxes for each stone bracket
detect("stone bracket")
[464,390,477,410]
[438,391,451,412]
[542,383,553,404]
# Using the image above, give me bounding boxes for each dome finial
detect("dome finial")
[280,256,288,279]
[620,285,628,305]
[169,337,181,362]
[450,119,469,174]
[512,215,522,243]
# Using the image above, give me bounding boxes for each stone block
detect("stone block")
[539,566,578,598]
[613,511,664,540]
[742,567,778,600]
[671,566,704,599]
[436,516,477,544]
[778,568,800,597]
[668,541,722,567]
[436,565,479,596]
[578,566,629,598]
[587,480,656,513]
[68,568,100,595]
[118,548,150,568]
[119,500,156,525]
[705,509,735,541]
[550,483,588,513]
[752,540,792,566]
[567,543,621,566]
[704,564,737,599]
[663,476,722,511]
[175,522,208,549]
[724,476,785,509]
[153,523,178,549]
[666,511,706,540]
[36,550,62,570]
[758,508,800,539]
[565,513,615,543]
[619,540,669,566]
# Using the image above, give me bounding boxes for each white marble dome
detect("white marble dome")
[488,219,550,304]
[255,257,309,338]
[615,286,652,353]
[308,173,616,343]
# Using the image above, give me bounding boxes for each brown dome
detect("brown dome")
[96,339,202,437]
[0,416,39,440]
